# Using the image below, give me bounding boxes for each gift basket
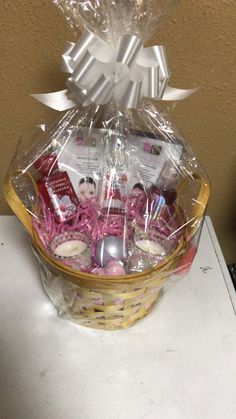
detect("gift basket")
[4,0,210,330]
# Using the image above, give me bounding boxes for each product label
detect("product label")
[99,169,128,210]
[56,128,183,203]
[57,129,101,203]
[129,134,182,188]
[38,172,78,222]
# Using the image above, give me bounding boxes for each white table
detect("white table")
[0,216,236,419]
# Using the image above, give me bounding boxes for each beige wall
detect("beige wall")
[1,0,236,262]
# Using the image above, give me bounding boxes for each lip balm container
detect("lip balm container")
[49,231,91,271]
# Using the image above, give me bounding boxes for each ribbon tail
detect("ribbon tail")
[162,86,199,101]
[31,90,76,111]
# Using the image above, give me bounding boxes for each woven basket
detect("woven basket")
[4,172,209,330]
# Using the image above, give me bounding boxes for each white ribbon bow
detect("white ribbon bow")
[32,30,196,110]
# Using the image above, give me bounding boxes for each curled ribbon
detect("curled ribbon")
[32,30,196,110]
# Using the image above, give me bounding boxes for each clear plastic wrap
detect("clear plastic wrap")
[4,0,209,330]
[53,0,179,41]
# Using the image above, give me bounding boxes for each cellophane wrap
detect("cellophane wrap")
[5,0,209,330]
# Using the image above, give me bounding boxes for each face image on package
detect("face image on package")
[57,128,102,204]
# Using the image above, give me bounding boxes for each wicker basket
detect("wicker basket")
[4,172,210,330]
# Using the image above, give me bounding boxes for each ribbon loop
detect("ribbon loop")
[116,79,142,109]
[32,29,196,110]
[139,66,160,98]
[74,52,106,88]
[61,42,75,73]
[70,30,99,64]
[87,74,114,105]
[116,35,143,68]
